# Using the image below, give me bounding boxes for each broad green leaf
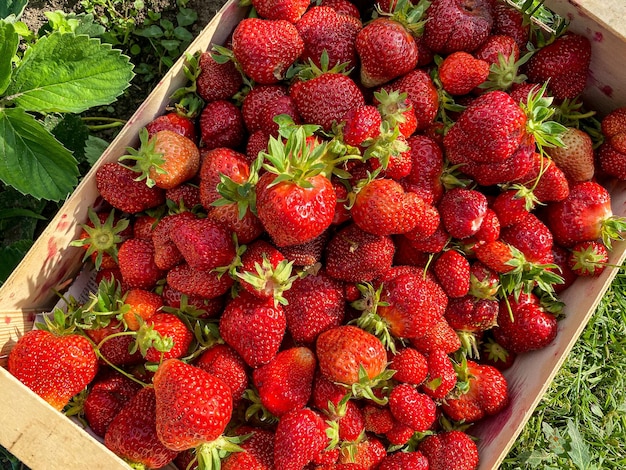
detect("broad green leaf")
[0,21,19,95]
[567,419,592,470]
[0,0,28,20]
[44,113,89,162]
[43,11,105,37]
[5,32,134,114]
[84,135,110,166]
[0,107,79,200]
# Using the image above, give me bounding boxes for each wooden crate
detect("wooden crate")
[0,1,625,468]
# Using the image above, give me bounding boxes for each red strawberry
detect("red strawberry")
[160,285,225,317]
[153,359,233,452]
[253,346,316,417]
[362,404,394,435]
[196,50,243,103]
[320,0,361,17]
[198,99,245,150]
[283,269,346,344]
[296,5,362,70]
[232,18,304,85]
[382,69,439,132]
[86,321,142,367]
[439,187,488,239]
[568,240,609,277]
[351,178,430,236]
[138,313,193,363]
[355,16,419,88]
[251,0,309,22]
[165,182,201,209]
[424,0,493,54]
[491,0,530,49]
[280,230,329,266]
[84,370,142,437]
[389,347,428,385]
[545,180,626,248]
[96,162,165,214]
[145,111,198,143]
[421,349,457,399]
[259,94,302,136]
[389,384,437,432]
[399,134,444,204]
[433,249,471,298]
[445,295,499,335]
[120,129,200,190]
[410,315,462,355]
[378,451,429,470]
[475,33,520,65]
[118,238,163,290]
[316,325,388,386]
[337,436,387,468]
[221,426,275,470]
[480,336,517,371]
[166,263,234,299]
[491,187,534,228]
[169,216,236,271]
[525,33,592,100]
[474,239,516,274]
[442,359,508,423]
[8,329,98,411]
[325,223,395,282]
[219,291,286,367]
[122,288,163,331]
[419,430,480,470]
[439,51,489,95]
[104,387,179,468]
[519,152,570,203]
[340,104,382,148]
[199,147,250,208]
[493,293,557,354]
[274,408,329,470]
[241,85,288,133]
[550,244,580,294]
[194,344,249,408]
[598,106,626,180]
[373,89,418,138]
[546,127,595,182]
[151,211,195,271]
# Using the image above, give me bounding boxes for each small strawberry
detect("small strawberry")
[199,147,250,208]
[232,18,304,84]
[399,134,444,204]
[544,127,595,182]
[410,315,462,355]
[491,187,535,228]
[421,349,457,400]
[500,212,554,265]
[389,383,437,432]
[438,51,490,95]
[389,347,428,385]
[377,451,429,470]
[491,0,530,49]
[439,187,488,239]
[568,240,609,277]
[145,111,198,143]
[253,346,317,417]
[198,99,246,150]
[117,238,164,290]
[525,33,592,100]
[241,85,288,133]
[219,291,286,367]
[337,436,387,467]
[519,152,570,203]
[195,344,249,408]
[433,249,471,298]
[136,313,193,363]
[196,50,243,103]
[122,288,163,331]
[274,408,329,470]
[419,430,480,470]
[152,211,195,271]
[96,162,165,214]
[104,387,179,469]
[340,104,382,148]
[221,426,275,470]
[598,106,626,180]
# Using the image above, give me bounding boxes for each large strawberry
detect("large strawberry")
[231,18,304,84]
[96,162,165,214]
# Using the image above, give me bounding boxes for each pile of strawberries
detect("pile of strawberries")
[7,0,626,469]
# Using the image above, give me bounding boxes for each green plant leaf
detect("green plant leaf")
[84,135,110,166]
[44,113,89,162]
[5,32,134,114]
[567,419,592,470]
[0,0,27,20]
[0,21,19,95]
[0,107,79,201]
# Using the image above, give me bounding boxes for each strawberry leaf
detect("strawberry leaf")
[0,21,19,95]
[0,0,27,19]
[4,32,134,113]
[0,107,79,200]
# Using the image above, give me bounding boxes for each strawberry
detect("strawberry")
[280,230,329,266]
[241,85,288,133]
[399,134,444,204]
[598,106,626,180]
[389,347,428,385]
[219,291,286,367]
[252,0,309,22]
[381,68,439,132]
[104,387,179,468]
[439,187,488,239]
[351,178,430,236]
[480,336,517,371]
[546,127,595,183]
[198,99,246,150]
[274,408,329,470]
[194,344,249,408]
[493,293,557,354]
[86,321,142,367]
[421,349,457,399]
[122,288,163,331]
[255,127,337,247]
[145,111,198,143]
[491,0,530,49]
[337,436,387,467]
[283,268,346,344]
[362,403,395,435]
[137,313,193,363]
[377,451,429,470]
[151,211,195,271]
[389,383,437,432]
[473,239,516,274]
[221,426,275,470]
[96,162,165,214]
[423,0,493,54]
[325,223,395,282]
[8,328,98,411]
[161,285,225,317]
[433,249,471,298]
[404,223,450,254]
[296,5,362,70]
[316,325,388,386]
[153,359,233,454]
[253,346,316,417]
[442,359,508,423]
[166,182,201,208]
[439,51,490,95]
[474,34,520,66]
[170,216,236,271]
[491,187,534,228]
[259,94,302,136]
[119,128,200,190]
[196,50,243,103]
[519,152,570,203]
[199,147,250,208]
[545,180,626,248]
[166,263,234,299]
[550,244,580,294]
[320,0,361,18]
[246,130,271,162]
[419,430,480,470]
[500,212,554,265]
[568,240,609,277]
[445,295,499,335]
[117,238,164,290]
[289,58,365,132]
[84,370,142,437]
[232,18,304,85]
[340,104,382,148]
[373,89,418,138]
[132,214,158,241]
[525,33,592,100]
[355,14,419,88]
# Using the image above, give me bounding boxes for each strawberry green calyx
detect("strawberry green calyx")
[479,51,531,92]
[348,365,395,406]
[289,49,352,81]
[132,319,174,359]
[70,207,130,270]
[374,88,412,129]
[457,330,480,359]
[119,128,167,188]
[243,387,278,424]
[600,216,626,249]
[352,283,397,352]
[213,156,261,219]
[361,121,409,170]
[75,277,128,330]
[374,0,431,36]
[237,256,298,306]
[169,51,205,118]
[504,183,541,212]
[194,435,248,470]
[520,82,567,155]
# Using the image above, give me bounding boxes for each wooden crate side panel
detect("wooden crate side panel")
[545,0,626,116]
[0,0,247,367]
